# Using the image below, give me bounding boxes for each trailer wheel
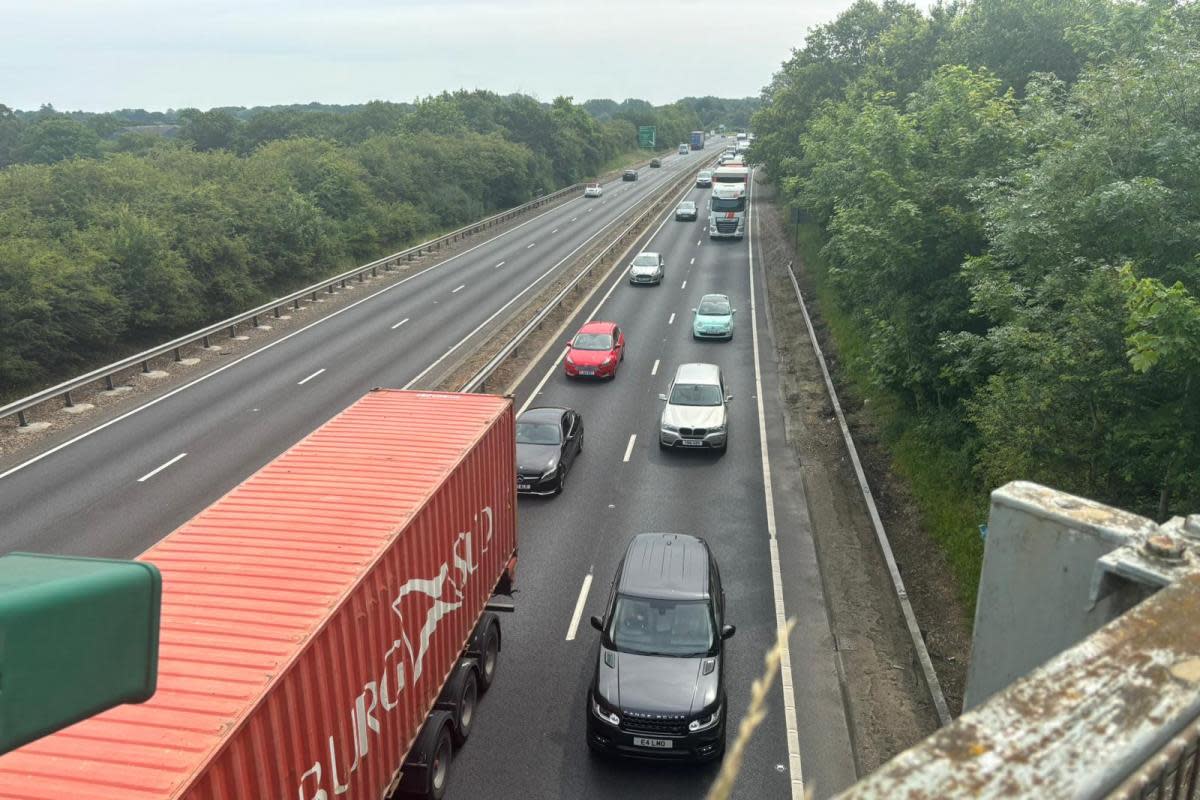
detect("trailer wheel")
[476,620,501,692]
[427,724,453,799]
[438,661,479,746]
[400,711,454,800]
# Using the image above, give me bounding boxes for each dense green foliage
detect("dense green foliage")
[0,92,710,393]
[755,0,1200,593]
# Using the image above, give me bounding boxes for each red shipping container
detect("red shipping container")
[0,389,517,800]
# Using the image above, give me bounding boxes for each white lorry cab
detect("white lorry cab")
[708,182,747,240]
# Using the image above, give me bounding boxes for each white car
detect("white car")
[584,182,603,198]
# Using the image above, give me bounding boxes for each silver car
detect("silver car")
[629,251,665,285]
[658,363,731,451]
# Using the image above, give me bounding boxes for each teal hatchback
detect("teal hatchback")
[692,294,735,340]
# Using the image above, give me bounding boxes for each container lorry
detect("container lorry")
[690,130,705,150]
[0,389,518,800]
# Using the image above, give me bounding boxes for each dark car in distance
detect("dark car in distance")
[516,407,583,495]
[649,158,662,168]
[586,533,734,762]
[623,169,638,181]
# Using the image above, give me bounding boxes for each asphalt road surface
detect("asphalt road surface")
[0,140,859,799]
[0,143,714,558]
[443,177,857,799]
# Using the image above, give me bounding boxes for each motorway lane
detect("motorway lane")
[0,142,727,558]
[445,176,857,798]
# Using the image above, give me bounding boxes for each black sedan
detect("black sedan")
[516,407,583,495]
[623,169,638,181]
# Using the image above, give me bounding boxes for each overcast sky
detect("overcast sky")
[0,0,866,112]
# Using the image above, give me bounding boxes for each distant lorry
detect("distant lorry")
[0,389,518,800]
[691,130,705,150]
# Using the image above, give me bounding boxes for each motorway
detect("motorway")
[444,178,856,798]
[0,139,858,798]
[0,143,705,557]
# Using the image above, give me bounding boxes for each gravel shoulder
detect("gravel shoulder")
[755,180,971,773]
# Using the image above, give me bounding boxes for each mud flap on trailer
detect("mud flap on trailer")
[485,555,517,612]
[398,709,454,798]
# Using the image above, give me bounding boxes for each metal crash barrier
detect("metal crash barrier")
[836,482,1200,799]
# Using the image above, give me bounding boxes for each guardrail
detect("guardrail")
[459,153,722,394]
[785,261,952,727]
[0,181,584,427]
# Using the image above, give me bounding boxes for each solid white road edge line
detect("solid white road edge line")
[504,167,703,403]
[565,572,594,641]
[297,368,325,385]
[748,173,805,797]
[390,318,410,330]
[518,348,568,417]
[622,434,636,463]
[0,191,585,482]
[137,452,187,483]
[404,192,658,391]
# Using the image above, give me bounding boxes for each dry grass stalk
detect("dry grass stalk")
[705,618,800,800]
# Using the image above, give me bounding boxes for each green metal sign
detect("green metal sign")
[0,553,161,754]
[638,125,656,149]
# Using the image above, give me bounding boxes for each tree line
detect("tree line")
[0,92,754,395]
[754,0,1200,591]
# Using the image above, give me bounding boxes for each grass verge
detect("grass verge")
[795,222,987,614]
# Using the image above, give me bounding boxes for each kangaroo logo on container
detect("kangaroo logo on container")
[298,505,495,799]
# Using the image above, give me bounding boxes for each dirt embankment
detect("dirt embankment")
[755,181,971,774]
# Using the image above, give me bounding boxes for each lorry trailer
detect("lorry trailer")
[0,389,518,800]
[690,130,705,150]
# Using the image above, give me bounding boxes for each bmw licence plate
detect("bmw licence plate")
[681,439,703,447]
[632,737,673,749]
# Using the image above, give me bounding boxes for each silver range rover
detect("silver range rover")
[658,363,731,451]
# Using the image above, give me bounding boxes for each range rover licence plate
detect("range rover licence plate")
[632,737,673,749]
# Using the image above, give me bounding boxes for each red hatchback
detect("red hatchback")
[564,321,625,379]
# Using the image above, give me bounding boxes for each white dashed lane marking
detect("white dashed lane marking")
[137,452,187,483]
[297,368,325,385]
[565,572,594,641]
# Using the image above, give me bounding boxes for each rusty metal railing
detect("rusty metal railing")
[834,485,1200,800]
[1110,718,1200,800]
